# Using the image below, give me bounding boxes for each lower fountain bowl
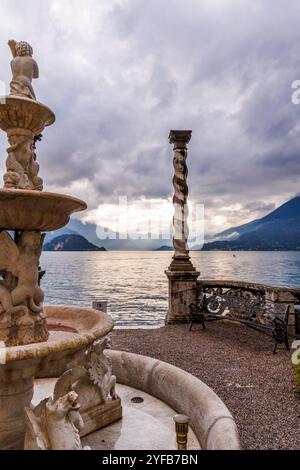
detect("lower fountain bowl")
[2,305,114,377]
[0,189,87,231]
[0,305,113,450]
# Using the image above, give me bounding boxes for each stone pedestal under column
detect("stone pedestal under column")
[165,269,200,324]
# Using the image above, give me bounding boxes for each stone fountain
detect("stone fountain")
[0,40,119,450]
[0,40,241,451]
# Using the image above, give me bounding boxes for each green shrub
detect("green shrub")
[294,351,300,390]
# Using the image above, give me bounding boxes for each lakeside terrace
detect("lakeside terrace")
[111,319,300,450]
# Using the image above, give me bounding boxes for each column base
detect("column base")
[165,265,200,325]
[168,255,198,272]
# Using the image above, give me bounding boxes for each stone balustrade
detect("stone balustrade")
[196,279,300,337]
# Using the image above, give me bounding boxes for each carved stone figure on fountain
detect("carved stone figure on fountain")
[0,231,48,346]
[23,339,121,450]
[0,40,48,190]
[86,337,118,402]
[8,40,38,101]
[3,128,44,190]
[53,338,121,437]
[24,391,89,450]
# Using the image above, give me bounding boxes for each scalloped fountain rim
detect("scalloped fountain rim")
[0,189,87,231]
[5,305,114,362]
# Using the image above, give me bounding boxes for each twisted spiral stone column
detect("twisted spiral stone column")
[168,130,196,271]
[171,133,190,258]
[165,130,199,324]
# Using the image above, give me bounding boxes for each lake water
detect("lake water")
[41,251,300,327]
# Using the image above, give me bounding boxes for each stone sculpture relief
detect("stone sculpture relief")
[54,338,118,413]
[86,337,118,401]
[8,40,38,100]
[24,391,89,450]
[4,129,44,191]
[2,40,44,190]
[24,339,119,450]
[0,230,48,345]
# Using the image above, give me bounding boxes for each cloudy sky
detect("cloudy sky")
[0,0,300,236]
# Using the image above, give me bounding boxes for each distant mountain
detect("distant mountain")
[44,234,106,252]
[46,219,175,251]
[45,226,78,243]
[155,245,173,251]
[44,197,300,251]
[201,197,300,251]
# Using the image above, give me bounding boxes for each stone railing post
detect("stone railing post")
[165,130,199,324]
[265,287,297,336]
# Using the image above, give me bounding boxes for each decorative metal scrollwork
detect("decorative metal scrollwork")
[200,287,263,320]
[198,286,287,327]
[192,284,290,353]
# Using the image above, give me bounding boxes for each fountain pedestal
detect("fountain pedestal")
[0,71,87,348]
[0,377,34,449]
[0,39,121,450]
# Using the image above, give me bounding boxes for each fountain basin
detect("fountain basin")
[0,305,113,450]
[0,189,87,231]
[106,350,241,450]
[0,96,55,134]
[32,351,240,450]
[33,381,201,450]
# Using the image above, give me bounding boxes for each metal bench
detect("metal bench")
[189,292,290,354]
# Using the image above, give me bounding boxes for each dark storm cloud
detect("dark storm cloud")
[0,0,300,232]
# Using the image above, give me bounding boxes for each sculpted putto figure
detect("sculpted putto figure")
[8,39,38,100]
[1,41,45,190]
[4,131,44,191]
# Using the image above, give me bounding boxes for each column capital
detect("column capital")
[169,130,192,147]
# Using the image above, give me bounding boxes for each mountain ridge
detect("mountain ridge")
[201,196,300,251]
[46,219,174,251]
[43,234,106,252]
[46,196,300,251]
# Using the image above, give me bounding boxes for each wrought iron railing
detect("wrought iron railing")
[196,279,300,335]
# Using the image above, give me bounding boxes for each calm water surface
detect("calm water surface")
[41,251,300,327]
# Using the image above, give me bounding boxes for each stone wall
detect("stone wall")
[166,275,300,337]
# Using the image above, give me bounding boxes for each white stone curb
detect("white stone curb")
[107,350,241,450]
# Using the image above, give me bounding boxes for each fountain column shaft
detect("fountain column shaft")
[0,377,34,449]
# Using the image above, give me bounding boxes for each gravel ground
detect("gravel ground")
[110,322,300,450]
